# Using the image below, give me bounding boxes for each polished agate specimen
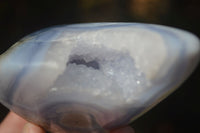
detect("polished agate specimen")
[0,23,199,133]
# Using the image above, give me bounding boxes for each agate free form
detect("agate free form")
[0,23,199,133]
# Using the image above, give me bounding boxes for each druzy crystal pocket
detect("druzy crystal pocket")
[0,23,199,133]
